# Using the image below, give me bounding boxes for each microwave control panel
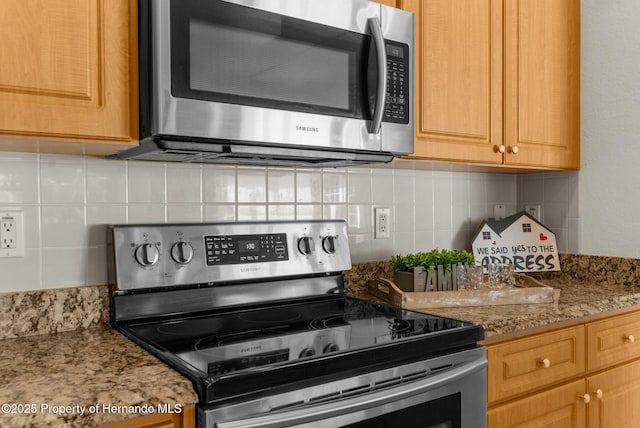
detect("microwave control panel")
[383,41,410,124]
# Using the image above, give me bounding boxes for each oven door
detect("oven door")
[201,347,486,428]
[144,0,411,154]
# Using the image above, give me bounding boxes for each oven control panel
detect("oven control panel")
[204,233,288,265]
[110,221,351,290]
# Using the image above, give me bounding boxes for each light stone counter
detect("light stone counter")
[0,326,197,428]
[407,277,640,338]
[346,254,640,340]
[0,285,197,428]
[3,253,640,426]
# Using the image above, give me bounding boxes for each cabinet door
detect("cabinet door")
[401,0,503,165]
[0,0,137,144]
[488,379,586,428]
[587,359,640,428]
[503,0,580,169]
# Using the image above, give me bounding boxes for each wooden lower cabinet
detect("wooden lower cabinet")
[488,380,586,428]
[488,360,640,428]
[487,326,585,403]
[587,359,640,428]
[101,405,195,428]
[487,308,640,428]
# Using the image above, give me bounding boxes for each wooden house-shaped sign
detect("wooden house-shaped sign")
[471,211,560,273]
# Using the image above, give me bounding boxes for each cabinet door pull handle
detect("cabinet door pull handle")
[497,144,506,153]
[538,358,551,368]
[625,334,635,343]
[579,393,591,404]
[592,389,604,400]
[511,145,519,154]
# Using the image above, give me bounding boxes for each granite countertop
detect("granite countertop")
[3,254,640,427]
[346,254,640,341]
[0,326,197,428]
[415,277,640,339]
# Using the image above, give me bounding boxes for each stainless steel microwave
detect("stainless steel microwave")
[113,0,414,166]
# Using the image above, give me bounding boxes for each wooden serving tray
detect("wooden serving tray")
[366,274,560,309]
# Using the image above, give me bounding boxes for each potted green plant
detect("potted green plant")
[391,249,475,292]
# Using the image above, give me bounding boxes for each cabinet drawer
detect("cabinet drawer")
[587,311,640,370]
[487,326,585,403]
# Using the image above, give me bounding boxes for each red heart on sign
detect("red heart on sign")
[492,241,496,245]
[539,233,548,241]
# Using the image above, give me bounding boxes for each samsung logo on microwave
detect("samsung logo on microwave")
[295,125,319,133]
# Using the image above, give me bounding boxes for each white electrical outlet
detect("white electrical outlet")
[374,207,391,239]
[493,204,506,220]
[0,210,24,257]
[525,204,542,221]
[1,220,16,248]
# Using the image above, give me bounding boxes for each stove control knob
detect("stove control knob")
[322,236,337,254]
[297,236,315,256]
[135,243,160,267]
[171,242,194,264]
[323,343,340,354]
[299,347,316,358]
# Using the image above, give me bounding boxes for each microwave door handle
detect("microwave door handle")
[368,17,387,134]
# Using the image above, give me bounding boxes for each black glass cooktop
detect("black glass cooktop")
[119,296,483,402]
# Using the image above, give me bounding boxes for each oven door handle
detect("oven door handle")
[214,356,487,428]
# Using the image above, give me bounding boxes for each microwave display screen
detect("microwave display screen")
[386,44,404,59]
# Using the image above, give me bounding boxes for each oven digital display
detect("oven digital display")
[205,233,288,265]
[238,239,259,252]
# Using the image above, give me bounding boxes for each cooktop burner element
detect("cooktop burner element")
[109,221,484,425]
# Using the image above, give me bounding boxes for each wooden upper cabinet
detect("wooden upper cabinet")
[402,0,503,165]
[0,0,137,148]
[400,0,579,170]
[371,0,399,7]
[503,0,580,169]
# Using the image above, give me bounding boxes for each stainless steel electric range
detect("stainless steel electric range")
[110,221,486,428]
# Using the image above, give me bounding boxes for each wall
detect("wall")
[517,172,579,256]
[0,151,518,292]
[578,0,640,257]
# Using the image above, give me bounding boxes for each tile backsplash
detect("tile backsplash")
[1,151,579,292]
